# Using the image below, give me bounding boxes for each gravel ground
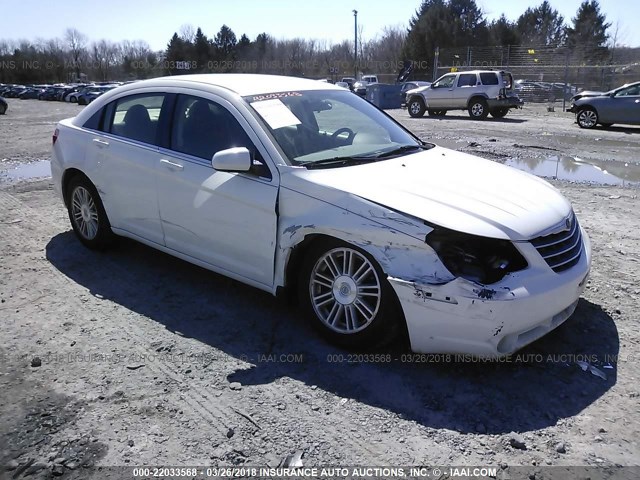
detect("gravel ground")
[1,98,639,479]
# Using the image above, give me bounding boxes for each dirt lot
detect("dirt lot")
[1,98,639,479]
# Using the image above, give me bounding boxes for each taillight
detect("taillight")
[52,128,59,145]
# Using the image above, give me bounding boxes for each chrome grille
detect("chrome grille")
[531,214,583,272]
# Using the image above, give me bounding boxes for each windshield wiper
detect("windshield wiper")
[298,155,378,169]
[373,143,432,158]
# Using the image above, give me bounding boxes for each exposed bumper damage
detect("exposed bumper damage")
[389,236,590,357]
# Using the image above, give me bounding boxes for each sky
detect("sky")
[3,0,639,50]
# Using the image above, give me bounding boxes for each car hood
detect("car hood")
[282,146,572,241]
[572,90,604,100]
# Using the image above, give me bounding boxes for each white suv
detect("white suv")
[406,70,523,119]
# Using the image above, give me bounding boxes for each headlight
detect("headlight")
[425,225,528,284]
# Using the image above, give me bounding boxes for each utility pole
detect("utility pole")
[353,10,358,79]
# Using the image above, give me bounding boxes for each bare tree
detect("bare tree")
[179,24,196,43]
[65,28,88,79]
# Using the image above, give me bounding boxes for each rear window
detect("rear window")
[480,73,499,85]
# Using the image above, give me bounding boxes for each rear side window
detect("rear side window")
[108,94,165,144]
[458,73,477,87]
[83,108,104,131]
[480,73,499,85]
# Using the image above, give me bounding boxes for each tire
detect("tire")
[468,98,489,119]
[70,96,78,103]
[66,176,113,250]
[490,108,509,118]
[577,107,598,129]
[0,104,6,115]
[428,110,446,117]
[408,97,426,118]
[298,239,401,350]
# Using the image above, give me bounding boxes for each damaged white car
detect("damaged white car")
[51,74,591,357]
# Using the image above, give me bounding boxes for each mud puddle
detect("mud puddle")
[505,155,640,186]
[1,159,51,182]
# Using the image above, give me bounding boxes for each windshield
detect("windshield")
[244,90,423,167]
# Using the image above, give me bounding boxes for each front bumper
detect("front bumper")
[389,227,591,357]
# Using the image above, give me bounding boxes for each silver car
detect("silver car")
[572,81,640,129]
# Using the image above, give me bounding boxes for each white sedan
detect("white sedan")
[51,74,591,357]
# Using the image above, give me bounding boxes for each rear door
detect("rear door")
[86,92,166,245]
[453,72,478,108]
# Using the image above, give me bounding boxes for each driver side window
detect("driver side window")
[171,95,269,177]
[433,75,456,88]
[617,85,640,97]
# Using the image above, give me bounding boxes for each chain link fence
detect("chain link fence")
[433,44,640,102]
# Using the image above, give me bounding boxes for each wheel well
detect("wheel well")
[282,234,326,302]
[409,95,424,104]
[468,95,488,107]
[283,233,410,344]
[61,168,89,207]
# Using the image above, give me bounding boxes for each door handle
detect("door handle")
[160,159,184,171]
[92,138,109,147]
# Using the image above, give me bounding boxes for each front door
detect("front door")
[155,93,279,288]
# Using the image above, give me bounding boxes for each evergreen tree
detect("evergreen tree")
[516,1,566,46]
[214,25,237,59]
[565,0,610,62]
[194,27,211,71]
[488,14,520,46]
[165,32,187,75]
[403,0,452,74]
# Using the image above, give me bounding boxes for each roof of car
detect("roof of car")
[113,74,339,97]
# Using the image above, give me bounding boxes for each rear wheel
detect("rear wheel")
[299,239,401,349]
[66,176,113,249]
[468,98,489,119]
[490,108,509,118]
[0,104,6,115]
[408,97,426,118]
[577,107,598,129]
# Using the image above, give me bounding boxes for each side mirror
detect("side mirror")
[212,147,251,172]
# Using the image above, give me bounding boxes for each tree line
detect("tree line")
[0,0,626,84]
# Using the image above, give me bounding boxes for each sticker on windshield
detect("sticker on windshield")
[251,99,301,130]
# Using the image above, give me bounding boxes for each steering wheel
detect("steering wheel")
[331,127,356,144]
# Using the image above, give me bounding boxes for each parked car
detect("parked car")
[51,73,590,357]
[400,81,431,105]
[514,81,552,102]
[570,81,640,129]
[341,77,356,90]
[334,81,350,89]
[67,86,96,103]
[78,85,117,105]
[2,85,26,98]
[18,87,45,99]
[353,75,379,96]
[407,70,523,119]
[0,96,7,115]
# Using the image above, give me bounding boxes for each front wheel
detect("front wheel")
[468,98,489,119]
[490,108,509,118]
[408,97,426,118]
[67,176,113,249]
[577,107,598,129]
[299,240,401,349]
